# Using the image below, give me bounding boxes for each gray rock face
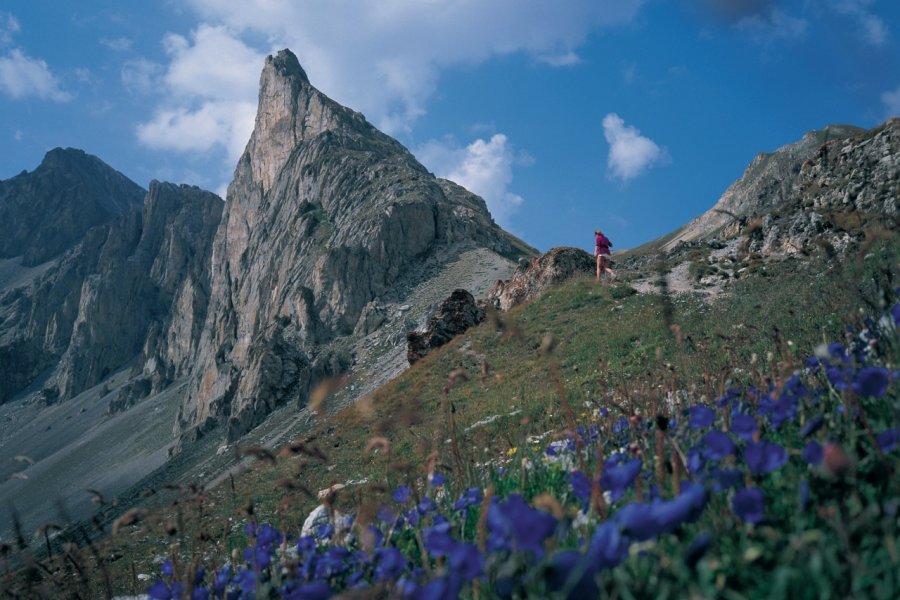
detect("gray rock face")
[177,49,520,442]
[0,148,145,266]
[406,289,485,364]
[0,181,222,405]
[664,124,866,251]
[487,247,595,311]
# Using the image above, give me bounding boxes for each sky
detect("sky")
[1,1,898,253]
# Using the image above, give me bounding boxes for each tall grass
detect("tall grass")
[4,237,899,598]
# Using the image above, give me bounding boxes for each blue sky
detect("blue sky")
[1,1,898,252]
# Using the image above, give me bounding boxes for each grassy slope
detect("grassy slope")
[17,236,900,597]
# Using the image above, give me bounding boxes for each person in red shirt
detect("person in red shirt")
[594,229,614,280]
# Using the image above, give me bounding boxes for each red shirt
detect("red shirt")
[595,233,612,255]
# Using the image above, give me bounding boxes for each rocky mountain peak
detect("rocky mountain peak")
[0,148,145,266]
[177,48,526,443]
[243,48,365,196]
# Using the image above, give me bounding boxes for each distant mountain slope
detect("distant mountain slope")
[0,148,145,266]
[0,181,223,404]
[617,118,898,296]
[662,123,868,251]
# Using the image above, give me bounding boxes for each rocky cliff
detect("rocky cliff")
[623,118,899,295]
[0,148,145,266]
[0,179,222,404]
[177,49,525,442]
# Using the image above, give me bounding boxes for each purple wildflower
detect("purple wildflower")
[744,441,788,474]
[731,412,757,441]
[702,431,735,460]
[800,414,825,438]
[732,487,765,524]
[392,485,411,504]
[684,531,713,569]
[689,405,715,429]
[877,428,899,453]
[853,367,890,398]
[801,441,823,465]
[600,456,642,501]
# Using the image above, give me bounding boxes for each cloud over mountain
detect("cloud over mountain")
[602,113,667,183]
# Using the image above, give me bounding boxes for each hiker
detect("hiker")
[594,229,614,280]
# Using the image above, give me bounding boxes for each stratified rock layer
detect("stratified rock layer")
[178,50,519,442]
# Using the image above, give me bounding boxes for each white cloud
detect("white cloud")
[535,51,582,67]
[882,85,900,118]
[0,12,19,46]
[858,14,887,46]
[0,48,70,101]
[736,8,808,43]
[130,2,647,191]
[135,25,263,165]
[415,133,531,227]
[121,58,164,95]
[100,37,133,51]
[602,113,666,183]
[831,1,888,47]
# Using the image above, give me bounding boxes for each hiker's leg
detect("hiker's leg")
[596,255,601,279]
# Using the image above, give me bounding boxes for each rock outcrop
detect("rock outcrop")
[0,180,222,405]
[487,247,595,311]
[177,50,524,442]
[0,148,145,266]
[406,289,485,364]
[663,124,865,251]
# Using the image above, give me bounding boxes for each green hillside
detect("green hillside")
[10,235,900,599]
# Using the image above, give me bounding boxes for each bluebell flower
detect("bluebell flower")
[283,582,332,600]
[600,457,642,501]
[689,405,715,429]
[732,488,765,524]
[147,580,172,600]
[315,523,334,541]
[684,531,713,569]
[545,550,600,599]
[161,560,174,577]
[800,414,825,438]
[417,496,436,516]
[828,342,848,362]
[614,502,657,541]
[717,390,739,408]
[651,484,709,534]
[711,468,743,491]
[587,520,629,568]
[853,367,890,398]
[429,472,446,487]
[393,485,411,504]
[702,431,735,460]
[877,428,899,453]
[453,487,483,511]
[613,416,630,434]
[744,441,788,474]
[487,494,557,557]
[447,543,483,580]
[767,395,797,429]
[568,470,591,509]
[296,535,316,554]
[731,412,757,441]
[212,566,231,595]
[686,447,706,475]
[424,521,456,557]
[801,441,823,465]
[374,548,406,582]
[891,304,900,326]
